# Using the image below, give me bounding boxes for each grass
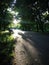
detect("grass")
[0,30,15,65]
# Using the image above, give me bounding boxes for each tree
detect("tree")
[15,0,49,32]
[0,0,13,30]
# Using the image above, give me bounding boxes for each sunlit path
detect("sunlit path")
[12,30,45,65]
[13,38,42,65]
[11,30,49,65]
[12,29,25,38]
[13,37,34,65]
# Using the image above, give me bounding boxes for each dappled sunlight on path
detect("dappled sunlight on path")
[12,29,25,38]
[13,38,33,65]
[12,30,42,65]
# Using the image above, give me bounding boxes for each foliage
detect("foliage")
[0,31,14,65]
[0,0,13,31]
[15,0,49,32]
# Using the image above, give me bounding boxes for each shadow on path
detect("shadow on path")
[18,31,49,65]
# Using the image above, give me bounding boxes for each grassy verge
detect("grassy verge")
[0,30,15,65]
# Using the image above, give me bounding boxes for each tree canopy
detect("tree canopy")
[0,0,49,31]
[0,0,13,30]
[15,0,49,32]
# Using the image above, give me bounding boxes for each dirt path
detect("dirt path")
[12,33,42,65]
[11,30,49,65]
[13,37,33,65]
